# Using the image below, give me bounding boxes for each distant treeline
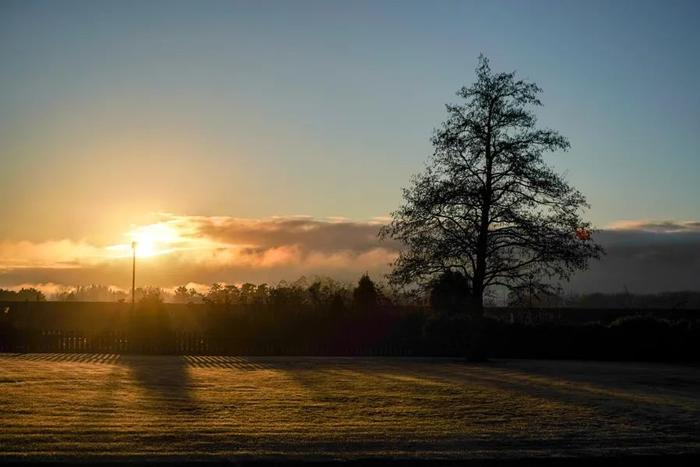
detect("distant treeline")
[2,275,699,361]
[0,288,46,302]
[516,290,700,310]
[3,278,700,310]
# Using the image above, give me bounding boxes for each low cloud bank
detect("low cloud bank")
[0,215,698,294]
[0,214,398,289]
[569,221,700,293]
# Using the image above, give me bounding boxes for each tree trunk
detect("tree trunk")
[468,119,493,361]
[469,195,489,360]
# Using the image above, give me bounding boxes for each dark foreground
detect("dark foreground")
[1,355,699,465]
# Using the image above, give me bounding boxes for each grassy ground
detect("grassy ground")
[0,354,699,463]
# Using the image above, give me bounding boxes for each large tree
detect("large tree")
[381,56,602,312]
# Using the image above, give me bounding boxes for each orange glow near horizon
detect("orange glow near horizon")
[107,222,183,259]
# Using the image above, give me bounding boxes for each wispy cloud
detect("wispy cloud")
[607,220,700,233]
[0,240,109,269]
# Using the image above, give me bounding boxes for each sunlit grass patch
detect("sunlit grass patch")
[1,355,699,460]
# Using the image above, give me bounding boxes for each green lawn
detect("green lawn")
[1,354,699,461]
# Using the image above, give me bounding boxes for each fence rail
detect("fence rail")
[0,329,420,356]
[1,301,698,358]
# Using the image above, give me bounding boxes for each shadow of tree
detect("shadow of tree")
[120,354,199,415]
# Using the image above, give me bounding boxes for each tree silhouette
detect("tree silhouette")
[381,55,602,314]
[0,288,46,302]
[137,286,164,305]
[173,286,190,303]
[429,270,472,314]
[352,273,379,311]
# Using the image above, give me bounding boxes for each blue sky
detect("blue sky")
[0,0,698,291]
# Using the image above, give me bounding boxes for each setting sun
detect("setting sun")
[129,223,180,258]
[105,222,182,259]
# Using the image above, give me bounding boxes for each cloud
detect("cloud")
[606,219,700,233]
[183,215,400,255]
[0,214,398,289]
[568,221,700,293]
[0,239,108,269]
[1,214,698,294]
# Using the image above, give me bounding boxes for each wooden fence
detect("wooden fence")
[1,301,698,357]
[0,328,420,356]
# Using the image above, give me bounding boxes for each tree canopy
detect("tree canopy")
[381,56,602,311]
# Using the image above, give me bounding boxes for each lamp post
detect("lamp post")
[131,241,137,310]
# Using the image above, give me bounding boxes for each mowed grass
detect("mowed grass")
[1,354,699,461]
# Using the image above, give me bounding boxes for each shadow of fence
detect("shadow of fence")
[0,329,414,356]
[5,352,271,372]
[1,330,213,354]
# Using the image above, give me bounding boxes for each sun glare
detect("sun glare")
[129,223,180,258]
[106,222,182,259]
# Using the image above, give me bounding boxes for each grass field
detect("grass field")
[1,354,699,462]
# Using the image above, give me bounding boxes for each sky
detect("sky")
[0,0,698,295]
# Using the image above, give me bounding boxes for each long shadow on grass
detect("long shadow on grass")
[407,359,700,447]
[120,354,199,414]
[256,357,700,454]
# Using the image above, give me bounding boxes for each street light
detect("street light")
[131,241,137,310]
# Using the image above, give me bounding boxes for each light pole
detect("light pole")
[131,241,137,310]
